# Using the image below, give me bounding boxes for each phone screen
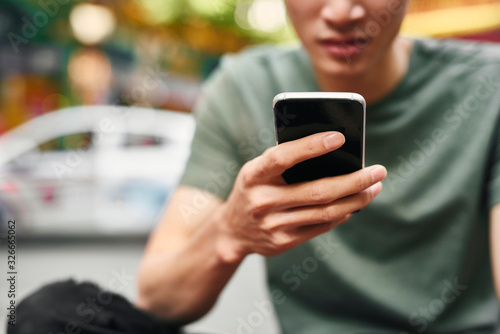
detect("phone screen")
[274,96,364,184]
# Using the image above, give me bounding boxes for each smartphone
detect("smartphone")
[273,92,365,184]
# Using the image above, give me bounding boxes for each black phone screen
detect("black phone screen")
[274,97,364,184]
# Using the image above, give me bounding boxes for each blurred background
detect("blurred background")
[1,0,499,237]
[0,0,499,332]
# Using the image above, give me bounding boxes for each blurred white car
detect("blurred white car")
[0,105,195,236]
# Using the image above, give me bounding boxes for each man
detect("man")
[136,0,500,332]
[11,0,500,333]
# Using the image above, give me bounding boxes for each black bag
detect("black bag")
[8,279,180,334]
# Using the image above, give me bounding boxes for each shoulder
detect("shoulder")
[220,43,306,73]
[414,38,500,69]
[213,43,314,92]
[198,43,316,117]
[405,38,500,97]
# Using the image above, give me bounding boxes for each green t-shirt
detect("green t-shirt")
[180,38,500,333]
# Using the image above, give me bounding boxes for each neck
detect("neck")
[315,37,413,105]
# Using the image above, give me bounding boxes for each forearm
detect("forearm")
[136,209,241,324]
[135,134,386,323]
[490,204,500,299]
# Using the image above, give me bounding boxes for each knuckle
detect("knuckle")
[266,149,287,171]
[247,193,270,218]
[354,171,371,191]
[311,182,329,203]
[321,205,340,222]
[262,147,274,156]
[273,232,294,248]
[241,172,253,188]
[239,163,256,187]
[260,216,276,233]
[305,136,319,153]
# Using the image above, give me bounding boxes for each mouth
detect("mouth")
[318,36,371,60]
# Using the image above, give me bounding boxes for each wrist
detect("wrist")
[211,203,248,265]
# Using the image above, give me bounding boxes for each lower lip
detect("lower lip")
[320,41,368,59]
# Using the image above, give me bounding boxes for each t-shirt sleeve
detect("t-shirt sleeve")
[179,60,245,200]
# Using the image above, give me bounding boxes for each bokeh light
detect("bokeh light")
[188,0,233,18]
[234,1,253,30]
[70,3,116,45]
[68,48,113,104]
[133,0,182,25]
[247,0,287,33]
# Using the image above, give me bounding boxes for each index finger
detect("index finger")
[250,131,345,180]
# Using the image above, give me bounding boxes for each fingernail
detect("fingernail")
[323,133,344,149]
[370,165,387,182]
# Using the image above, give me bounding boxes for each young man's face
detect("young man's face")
[285,0,409,77]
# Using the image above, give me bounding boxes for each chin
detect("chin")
[316,57,369,79]
[306,41,374,79]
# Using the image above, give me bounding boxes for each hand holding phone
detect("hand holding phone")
[273,92,366,184]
